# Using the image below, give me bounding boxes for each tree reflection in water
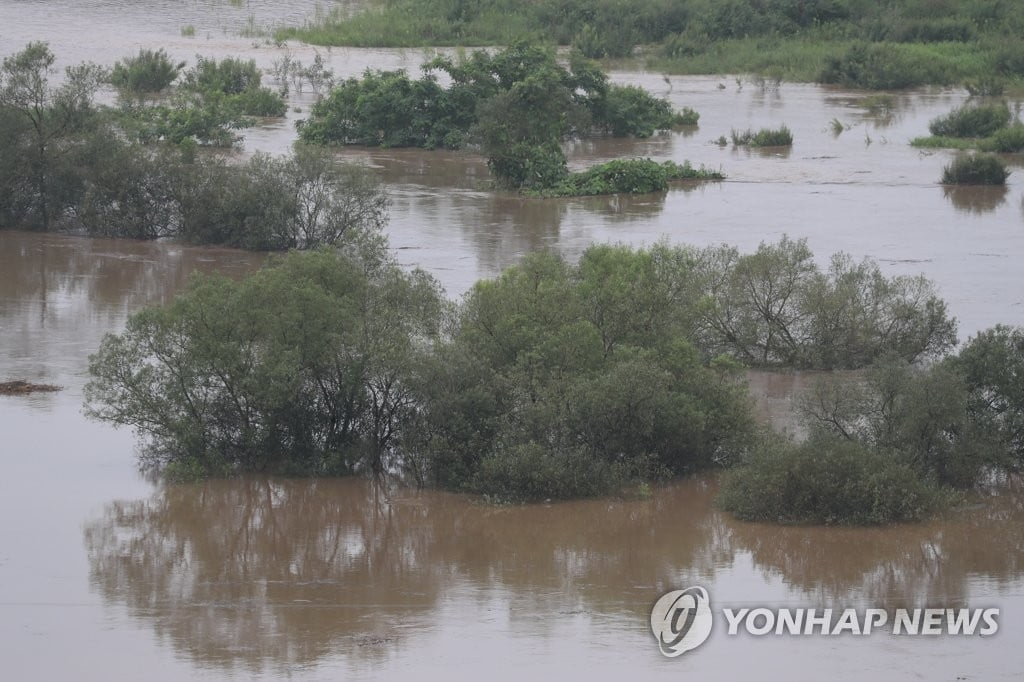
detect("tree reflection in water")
[84,476,1024,672]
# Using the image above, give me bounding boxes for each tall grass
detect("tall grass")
[731,125,793,147]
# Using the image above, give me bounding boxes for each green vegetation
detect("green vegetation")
[718,433,947,525]
[299,43,706,192]
[0,43,329,240]
[181,56,287,117]
[911,102,1023,151]
[0,42,106,231]
[110,49,184,93]
[721,342,1024,524]
[730,125,793,147]
[690,237,956,368]
[981,124,1024,152]
[86,248,444,478]
[279,0,1024,89]
[85,236,966,505]
[535,159,723,197]
[941,153,1010,185]
[929,102,1011,138]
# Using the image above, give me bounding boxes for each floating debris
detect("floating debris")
[0,380,62,396]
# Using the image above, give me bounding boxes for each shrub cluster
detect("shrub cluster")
[721,337,1024,524]
[941,154,1010,185]
[110,48,183,93]
[86,239,968,504]
[1,44,365,240]
[913,102,1024,153]
[298,44,703,191]
[718,434,946,525]
[928,102,1011,138]
[86,249,443,477]
[535,159,723,197]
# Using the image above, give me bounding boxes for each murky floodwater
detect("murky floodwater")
[2,2,1024,680]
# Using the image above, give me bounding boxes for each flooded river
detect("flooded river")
[2,1,1024,680]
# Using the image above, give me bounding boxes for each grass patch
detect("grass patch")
[731,125,793,147]
[534,159,723,197]
[911,135,980,149]
[180,25,195,38]
[941,153,1010,185]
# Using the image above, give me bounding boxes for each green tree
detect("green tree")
[85,249,443,478]
[0,42,105,229]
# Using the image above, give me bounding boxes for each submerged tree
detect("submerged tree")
[85,248,444,478]
[0,42,105,230]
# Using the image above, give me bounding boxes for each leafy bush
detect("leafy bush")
[538,159,723,197]
[180,56,286,117]
[941,154,1010,185]
[231,86,288,117]
[594,84,692,137]
[980,124,1024,153]
[718,434,946,525]
[175,148,390,250]
[928,102,1011,138]
[799,357,999,489]
[183,56,262,95]
[730,125,793,146]
[110,49,183,93]
[472,443,632,502]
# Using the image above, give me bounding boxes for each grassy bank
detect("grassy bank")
[278,1,1024,88]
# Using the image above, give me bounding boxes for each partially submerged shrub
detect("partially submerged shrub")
[941,154,1010,185]
[594,84,695,137]
[298,43,698,190]
[110,48,183,93]
[472,443,632,502]
[718,434,946,525]
[928,102,1011,138]
[980,124,1024,153]
[538,159,722,197]
[182,56,286,117]
[731,125,793,147]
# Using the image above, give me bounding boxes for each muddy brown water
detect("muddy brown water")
[2,2,1024,680]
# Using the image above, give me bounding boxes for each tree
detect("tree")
[85,249,444,478]
[0,42,105,229]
